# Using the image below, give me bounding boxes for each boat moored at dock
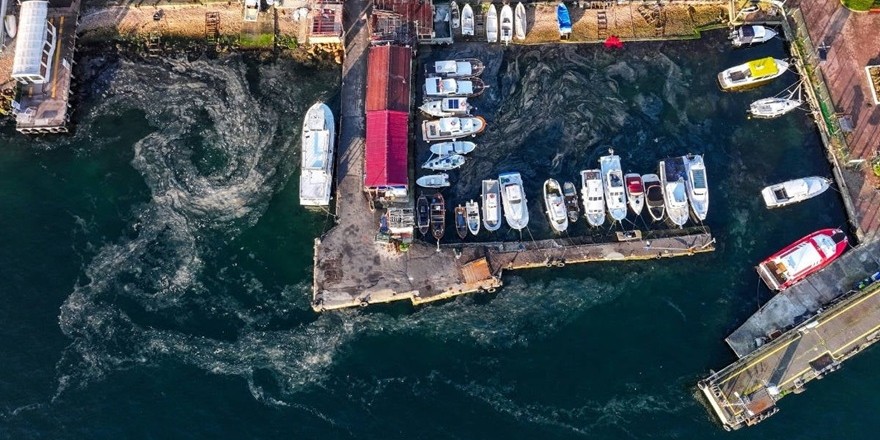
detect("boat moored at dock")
[419,98,473,118]
[481,179,502,232]
[717,57,788,91]
[515,2,526,41]
[761,176,831,209]
[499,172,529,230]
[422,117,486,141]
[454,205,468,239]
[756,228,848,291]
[500,4,513,45]
[624,173,644,216]
[422,154,465,171]
[685,154,709,221]
[430,193,446,240]
[425,59,485,78]
[643,173,664,222]
[486,4,498,43]
[417,195,430,235]
[417,173,450,188]
[563,181,580,223]
[430,141,476,156]
[599,150,627,222]
[461,3,474,36]
[299,103,335,207]
[659,158,689,227]
[424,77,486,98]
[465,200,480,236]
[543,179,569,232]
[451,1,460,29]
[730,25,777,47]
[580,169,605,227]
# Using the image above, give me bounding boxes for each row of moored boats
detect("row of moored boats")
[455,2,528,44]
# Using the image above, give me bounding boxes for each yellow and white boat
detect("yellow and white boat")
[717,57,788,91]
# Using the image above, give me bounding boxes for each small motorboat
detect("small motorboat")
[430,193,446,241]
[580,169,605,227]
[659,158,689,228]
[486,4,498,43]
[424,77,486,98]
[730,25,777,47]
[717,57,789,91]
[756,228,848,291]
[462,3,475,36]
[466,200,481,236]
[5,15,17,39]
[422,154,465,171]
[455,205,468,239]
[451,1,460,29]
[543,179,569,232]
[417,173,450,188]
[419,98,473,118]
[500,4,513,45]
[425,59,485,78]
[416,195,430,235]
[624,173,645,216]
[481,179,502,232]
[430,141,476,156]
[563,181,580,223]
[422,117,486,141]
[299,103,335,207]
[499,172,529,230]
[761,176,831,209]
[643,174,664,222]
[514,2,527,40]
[685,154,709,221]
[599,150,627,223]
[557,2,572,38]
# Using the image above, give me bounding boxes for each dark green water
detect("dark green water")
[1,33,873,439]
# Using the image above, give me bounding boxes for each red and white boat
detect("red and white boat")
[624,173,645,216]
[756,228,849,291]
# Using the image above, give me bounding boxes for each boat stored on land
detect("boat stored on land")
[500,4,513,44]
[624,173,644,216]
[422,117,486,141]
[466,200,480,236]
[643,173,664,222]
[685,154,709,221]
[482,179,502,232]
[425,59,485,78]
[659,159,689,227]
[563,181,580,223]
[580,169,605,227]
[557,2,571,38]
[730,25,777,47]
[430,193,446,240]
[756,228,848,291]
[543,179,569,232]
[761,177,831,209]
[718,57,789,91]
[5,15,16,38]
[499,172,529,230]
[451,1,460,29]
[515,2,526,40]
[486,4,498,43]
[430,141,476,156]
[424,77,486,98]
[422,154,465,171]
[454,205,468,239]
[299,103,335,206]
[599,150,627,222]
[419,98,473,118]
[417,195,430,235]
[416,173,450,188]
[462,3,475,36]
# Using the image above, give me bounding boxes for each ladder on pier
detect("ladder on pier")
[597,10,607,39]
[205,12,220,43]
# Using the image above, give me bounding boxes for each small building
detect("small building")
[365,44,412,112]
[308,0,343,44]
[11,1,57,85]
[370,0,433,45]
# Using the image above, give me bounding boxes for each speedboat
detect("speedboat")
[730,25,777,47]
[451,1,460,29]
[557,2,571,38]
[425,59,485,78]
[624,173,645,216]
[454,205,468,239]
[462,3,475,36]
[643,174,664,221]
[423,154,465,171]
[430,141,476,156]
[515,2,526,40]
[499,172,529,230]
[580,169,605,227]
[543,179,569,232]
[761,176,831,209]
[599,150,627,222]
[756,228,848,291]
[419,98,473,118]
[424,77,486,98]
[482,179,502,232]
[685,154,709,221]
[416,195,430,235]
[563,181,580,223]
[486,4,498,43]
[422,117,486,141]
[466,200,481,236]
[416,173,450,188]
[717,57,789,91]
[299,103,335,206]
[500,4,513,44]
[430,193,446,240]
[659,158,689,227]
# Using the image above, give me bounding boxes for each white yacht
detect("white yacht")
[419,98,473,118]
[425,59,485,78]
[466,200,481,236]
[481,179,502,232]
[685,154,709,221]
[500,4,513,44]
[461,3,475,36]
[730,25,777,47]
[422,154,465,171]
[599,150,627,222]
[659,158,689,227]
[624,173,644,216]
[430,141,476,156]
[424,77,485,98]
[299,103,335,206]
[515,2,527,40]
[422,117,486,141]
[543,179,568,232]
[580,169,605,227]
[416,173,450,188]
[762,176,831,209]
[486,4,498,43]
[499,172,529,230]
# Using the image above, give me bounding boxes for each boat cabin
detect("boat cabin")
[731,57,780,82]
[425,77,473,96]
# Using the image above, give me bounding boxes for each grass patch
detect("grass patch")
[842,0,875,11]
[239,33,274,49]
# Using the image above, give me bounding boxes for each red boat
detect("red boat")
[756,228,848,291]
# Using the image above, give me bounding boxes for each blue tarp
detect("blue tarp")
[557,3,572,34]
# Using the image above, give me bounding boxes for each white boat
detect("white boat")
[543,178,569,232]
[659,159,689,228]
[684,154,709,221]
[499,172,529,230]
[580,169,605,227]
[462,3,475,36]
[466,199,481,235]
[422,154,465,171]
[451,1,460,29]
[514,2,526,40]
[486,4,498,43]
[730,25,777,47]
[430,141,476,156]
[500,4,513,45]
[5,15,16,39]
[424,76,485,98]
[417,174,451,188]
[749,97,801,119]
[717,57,789,91]
[481,179,502,232]
[419,98,473,118]
[624,173,645,216]
[422,116,486,141]
[299,103,335,206]
[643,173,664,222]
[425,59,485,78]
[761,176,831,209]
[599,150,627,222]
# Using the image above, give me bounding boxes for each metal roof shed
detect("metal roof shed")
[366,45,412,112]
[364,110,409,193]
[12,1,56,85]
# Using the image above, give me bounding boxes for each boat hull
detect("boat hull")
[455,206,468,239]
[462,4,474,36]
[600,153,627,223]
[717,58,789,92]
[299,103,335,207]
[430,194,446,240]
[761,177,830,209]
[422,116,486,142]
[481,180,502,232]
[499,172,529,230]
[543,179,569,232]
[643,174,665,222]
[748,98,800,119]
[417,195,430,235]
[515,2,526,40]
[466,200,481,235]
[416,173,450,188]
[580,169,605,227]
[756,228,848,291]
[486,5,498,43]
[500,5,513,44]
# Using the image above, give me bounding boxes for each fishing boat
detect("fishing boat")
[424,77,486,98]
[642,173,664,222]
[685,154,709,221]
[543,179,569,232]
[761,176,831,209]
[430,193,446,240]
[486,4,498,43]
[466,200,481,236]
[624,173,644,216]
[454,205,468,239]
[430,141,476,156]
[416,195,430,235]
[419,98,473,118]
[756,228,848,291]
[5,15,16,39]
[514,2,526,40]
[557,2,571,38]
[425,59,485,78]
[451,1,460,29]
[563,181,580,223]
[659,158,689,227]
[730,25,777,47]
[462,3,475,36]
[717,57,789,91]
[599,150,627,222]
[416,173,450,188]
[299,103,335,206]
[499,172,529,230]
[422,116,486,141]
[500,4,513,44]
[580,169,605,227]
[481,179,502,232]
[422,154,465,171]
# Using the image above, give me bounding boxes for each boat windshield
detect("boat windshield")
[609,172,623,188]
[779,243,823,276]
[691,168,707,190]
[812,234,838,258]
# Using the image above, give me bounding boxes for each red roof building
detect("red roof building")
[366,45,412,112]
[364,110,409,191]
[370,0,433,44]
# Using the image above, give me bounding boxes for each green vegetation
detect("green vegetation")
[841,0,876,11]
[239,33,274,49]
[872,158,880,178]
[277,35,298,50]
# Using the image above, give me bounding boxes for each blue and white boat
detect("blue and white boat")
[557,2,572,38]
